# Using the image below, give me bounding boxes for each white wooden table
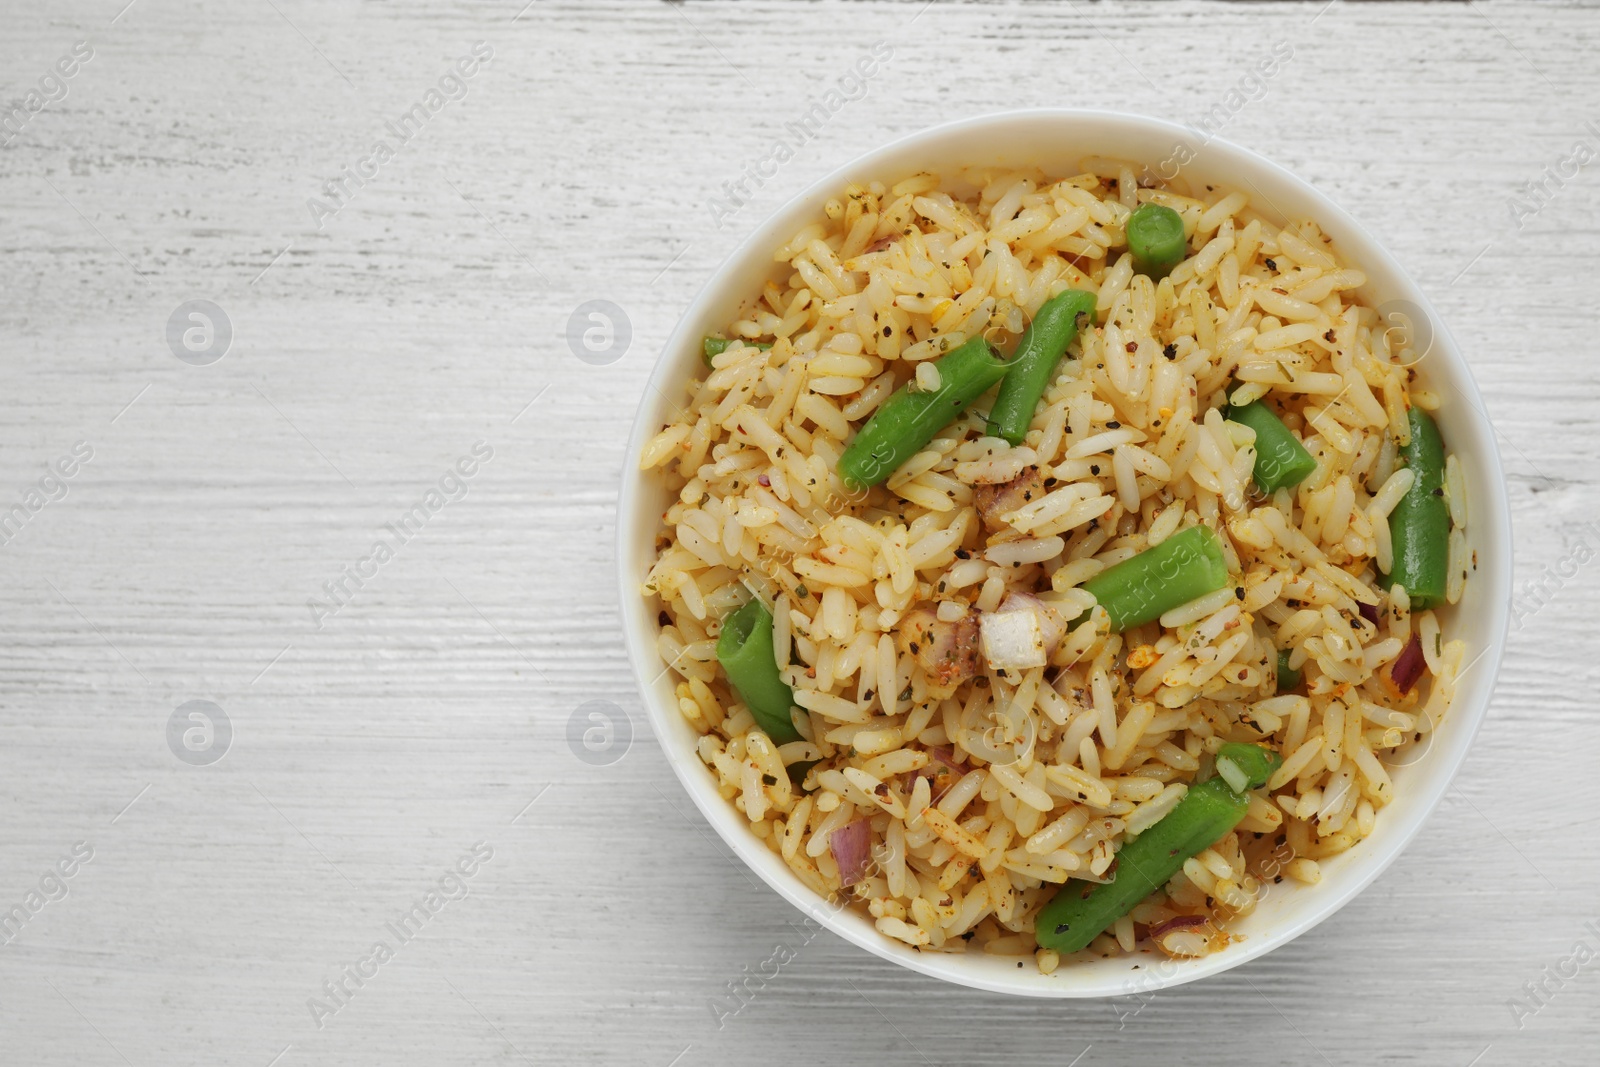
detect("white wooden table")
[1,1,1596,1063]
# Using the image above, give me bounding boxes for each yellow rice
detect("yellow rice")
[639,160,1469,966]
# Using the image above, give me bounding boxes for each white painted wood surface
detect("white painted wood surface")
[1,1,1597,1063]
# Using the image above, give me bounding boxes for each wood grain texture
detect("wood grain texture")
[1,0,1597,1064]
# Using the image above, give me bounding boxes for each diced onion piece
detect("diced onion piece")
[999,591,1067,652]
[979,610,1046,670]
[1389,635,1426,695]
[1146,914,1208,940]
[1149,915,1218,958]
[829,819,873,887]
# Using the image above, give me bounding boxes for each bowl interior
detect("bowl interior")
[618,110,1511,997]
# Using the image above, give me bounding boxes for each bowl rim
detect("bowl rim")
[616,107,1512,998]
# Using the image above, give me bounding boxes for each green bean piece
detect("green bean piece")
[715,597,801,744]
[1226,399,1318,494]
[1382,408,1449,610]
[703,336,771,366]
[1214,741,1282,791]
[837,336,1011,489]
[1034,743,1279,954]
[986,289,1098,447]
[1275,649,1303,692]
[1125,202,1188,279]
[1076,525,1231,633]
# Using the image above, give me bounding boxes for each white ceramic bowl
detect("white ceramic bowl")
[618,110,1511,997]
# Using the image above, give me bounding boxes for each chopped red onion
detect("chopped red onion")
[1391,635,1426,695]
[1146,914,1210,940]
[1357,601,1380,628]
[998,591,1067,653]
[1151,915,1218,958]
[829,820,873,888]
[929,746,969,773]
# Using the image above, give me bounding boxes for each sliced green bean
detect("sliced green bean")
[715,597,800,744]
[986,289,1097,447]
[1034,743,1280,954]
[1126,202,1187,279]
[1382,408,1449,610]
[1077,525,1231,633]
[1227,399,1318,494]
[1214,741,1282,791]
[1275,649,1303,692]
[703,336,771,366]
[837,335,1011,489]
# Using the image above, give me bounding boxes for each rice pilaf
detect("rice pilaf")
[640,160,1468,970]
